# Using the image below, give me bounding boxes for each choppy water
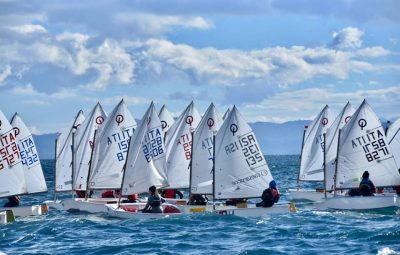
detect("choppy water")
[1,156,399,255]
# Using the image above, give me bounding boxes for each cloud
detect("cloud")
[0,65,11,85]
[114,13,213,36]
[8,24,46,34]
[330,27,364,49]
[244,86,400,122]
[169,90,210,101]
[100,96,151,106]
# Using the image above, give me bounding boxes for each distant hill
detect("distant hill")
[33,120,310,159]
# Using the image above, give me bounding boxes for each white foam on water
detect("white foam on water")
[377,247,399,255]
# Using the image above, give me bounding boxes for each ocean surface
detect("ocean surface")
[0,155,399,255]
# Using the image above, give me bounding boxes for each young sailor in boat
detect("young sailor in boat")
[142,186,165,213]
[126,194,140,203]
[359,171,376,196]
[161,189,184,199]
[256,180,280,208]
[188,194,207,205]
[3,196,20,207]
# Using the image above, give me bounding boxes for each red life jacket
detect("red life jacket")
[127,194,139,201]
[102,190,114,198]
[164,189,176,199]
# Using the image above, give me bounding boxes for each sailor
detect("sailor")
[127,193,140,203]
[188,194,207,205]
[4,196,20,207]
[101,190,115,198]
[256,180,280,208]
[142,186,165,213]
[359,171,376,196]
[161,189,183,199]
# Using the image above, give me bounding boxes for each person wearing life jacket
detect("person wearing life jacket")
[256,180,280,208]
[142,186,165,213]
[101,190,115,198]
[161,189,183,199]
[127,193,140,203]
[4,196,20,207]
[359,171,376,196]
[76,190,86,198]
[188,194,207,205]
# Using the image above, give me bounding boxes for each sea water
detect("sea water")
[0,155,399,255]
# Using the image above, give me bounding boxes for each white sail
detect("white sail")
[11,113,47,194]
[387,118,400,167]
[159,105,175,136]
[299,105,334,181]
[335,100,400,189]
[222,108,231,120]
[55,110,85,192]
[324,102,355,191]
[73,103,107,191]
[165,102,201,188]
[88,99,137,190]
[0,110,27,198]
[121,102,168,195]
[214,106,273,199]
[190,103,223,194]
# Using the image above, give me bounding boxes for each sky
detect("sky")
[0,0,399,134]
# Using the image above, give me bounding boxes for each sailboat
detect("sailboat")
[163,101,201,202]
[0,111,48,220]
[62,99,137,213]
[46,110,85,209]
[213,106,296,217]
[106,102,181,219]
[289,105,334,201]
[324,102,355,194]
[387,117,400,167]
[317,100,400,210]
[73,103,107,192]
[190,103,223,196]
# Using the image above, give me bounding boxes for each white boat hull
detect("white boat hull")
[316,194,399,210]
[62,197,129,213]
[0,210,15,224]
[44,200,64,210]
[214,203,297,217]
[0,204,48,217]
[105,203,182,219]
[288,188,332,202]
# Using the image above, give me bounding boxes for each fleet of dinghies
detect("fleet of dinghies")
[2,98,400,224]
[0,110,48,223]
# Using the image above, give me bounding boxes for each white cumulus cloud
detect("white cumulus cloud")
[330,27,364,49]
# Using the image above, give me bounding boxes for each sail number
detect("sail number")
[0,131,20,170]
[177,133,192,160]
[142,128,164,163]
[351,129,390,163]
[108,128,135,162]
[224,133,264,167]
[19,137,39,167]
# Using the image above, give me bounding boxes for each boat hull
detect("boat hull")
[0,210,15,224]
[105,203,182,219]
[316,194,399,210]
[213,203,297,217]
[44,200,64,210]
[62,197,130,213]
[288,188,332,202]
[0,204,48,217]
